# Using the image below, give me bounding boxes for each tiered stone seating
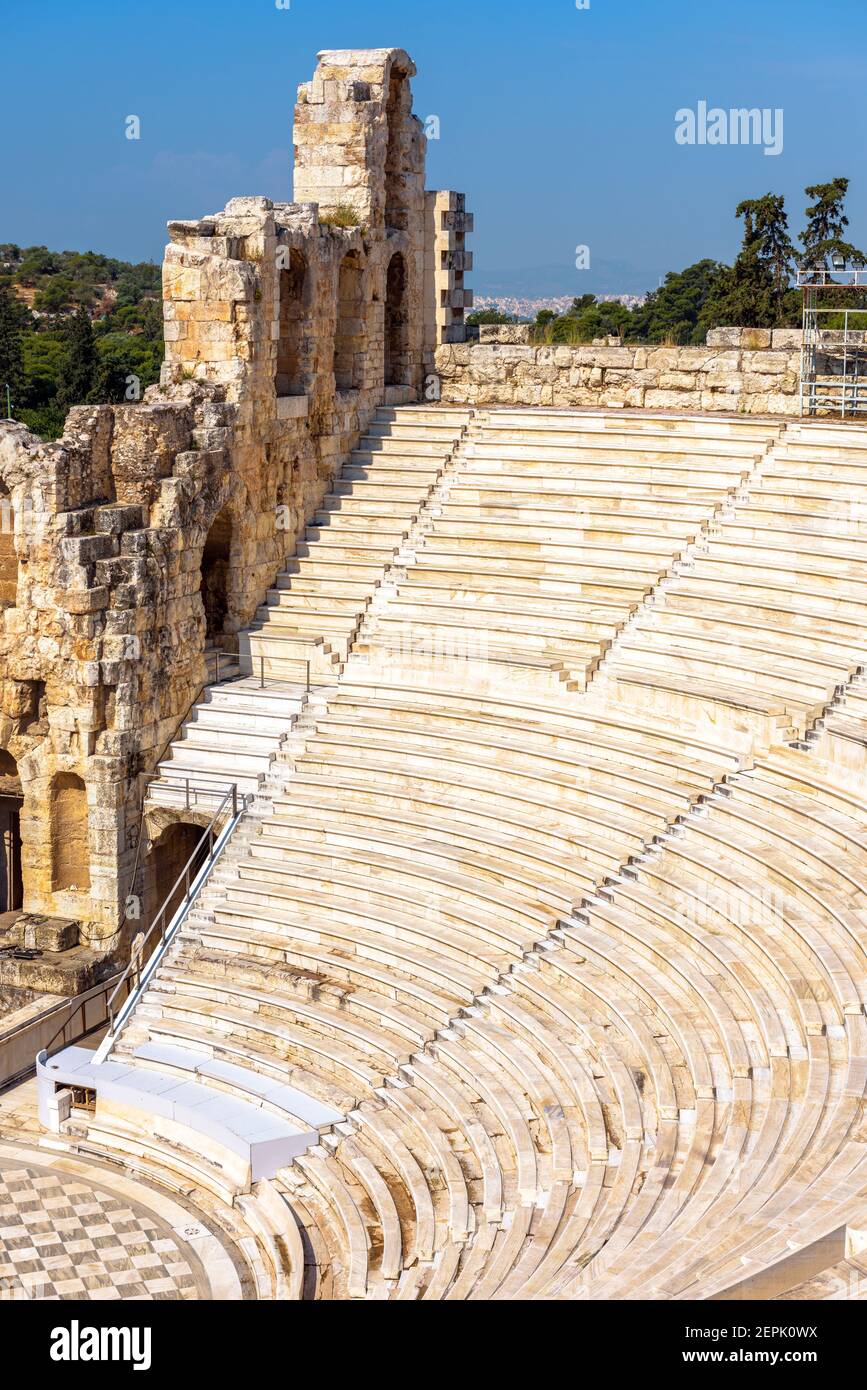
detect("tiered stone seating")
[354,410,778,695]
[38,410,867,1301]
[147,405,471,809]
[239,407,471,683]
[84,679,746,1294]
[545,744,867,1300]
[599,427,867,748]
[813,669,867,783]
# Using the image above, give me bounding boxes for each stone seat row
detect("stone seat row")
[597,442,867,746]
[76,721,867,1297]
[551,748,867,1297]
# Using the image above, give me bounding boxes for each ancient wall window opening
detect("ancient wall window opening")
[0,481,17,610]
[24,680,48,736]
[275,249,308,398]
[51,773,90,895]
[385,65,411,232]
[200,508,233,643]
[385,252,409,386]
[0,751,23,916]
[334,251,366,393]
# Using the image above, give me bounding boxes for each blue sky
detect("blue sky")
[4,0,866,296]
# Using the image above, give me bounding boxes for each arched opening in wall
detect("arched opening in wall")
[385,252,409,387]
[385,65,411,232]
[276,250,307,398]
[0,751,23,916]
[334,252,366,393]
[51,773,90,895]
[0,481,17,609]
[200,508,233,643]
[148,821,209,936]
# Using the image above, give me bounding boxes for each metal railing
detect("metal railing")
[105,782,242,1039]
[251,653,311,694]
[41,972,130,1063]
[209,646,313,694]
[796,267,867,288]
[2,972,132,1084]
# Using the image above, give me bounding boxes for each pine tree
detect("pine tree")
[707,203,773,328]
[801,178,866,270]
[749,194,797,314]
[0,287,25,415]
[56,305,97,412]
[706,195,798,328]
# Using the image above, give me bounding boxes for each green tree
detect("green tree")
[704,196,798,328]
[629,260,727,344]
[801,178,866,271]
[34,275,78,315]
[750,194,797,311]
[91,333,162,403]
[0,287,29,414]
[707,209,772,328]
[467,308,518,326]
[15,245,62,285]
[56,306,97,413]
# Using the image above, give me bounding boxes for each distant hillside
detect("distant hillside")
[0,244,164,439]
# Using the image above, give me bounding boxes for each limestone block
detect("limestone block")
[762,393,800,415]
[744,372,798,394]
[604,369,657,388]
[646,348,693,372]
[706,327,771,349]
[602,386,646,408]
[701,371,744,393]
[742,351,794,375]
[659,371,699,391]
[478,325,531,345]
[65,589,109,615]
[771,329,803,350]
[700,391,742,412]
[644,389,703,410]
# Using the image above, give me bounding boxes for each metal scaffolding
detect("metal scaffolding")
[798,266,867,418]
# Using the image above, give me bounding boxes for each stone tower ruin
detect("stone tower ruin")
[0,48,473,998]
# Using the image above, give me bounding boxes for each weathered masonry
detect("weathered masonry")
[0,48,473,995]
[436,326,805,414]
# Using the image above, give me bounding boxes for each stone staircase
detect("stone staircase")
[238,405,472,681]
[147,406,473,811]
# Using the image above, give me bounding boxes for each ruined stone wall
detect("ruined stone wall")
[435,335,802,415]
[0,46,465,967]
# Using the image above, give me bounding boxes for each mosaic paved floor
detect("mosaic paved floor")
[0,1160,205,1300]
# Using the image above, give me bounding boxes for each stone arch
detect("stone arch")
[147,820,210,934]
[0,479,17,609]
[51,772,90,895]
[385,63,411,232]
[0,750,23,915]
[334,251,366,393]
[385,252,409,387]
[276,249,308,398]
[200,506,234,642]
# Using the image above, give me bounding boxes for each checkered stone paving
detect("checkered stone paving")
[0,1162,201,1300]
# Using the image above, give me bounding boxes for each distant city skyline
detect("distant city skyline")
[474,293,646,321]
[4,0,866,287]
